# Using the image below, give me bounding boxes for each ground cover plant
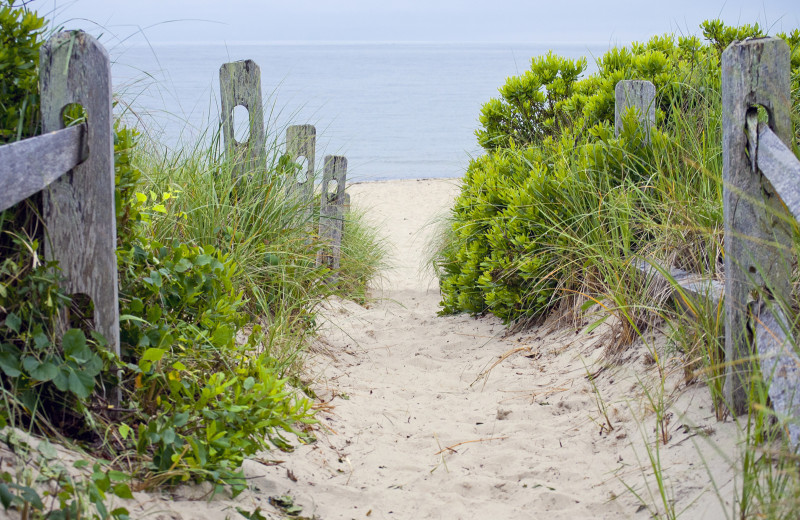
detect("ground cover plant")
[0,2,387,516]
[434,20,800,517]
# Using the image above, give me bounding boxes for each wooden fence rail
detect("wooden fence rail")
[0,31,120,362]
[617,38,800,448]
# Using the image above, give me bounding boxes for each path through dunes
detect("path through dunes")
[247,179,735,520]
[122,178,737,519]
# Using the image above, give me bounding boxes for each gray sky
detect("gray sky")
[46,0,800,45]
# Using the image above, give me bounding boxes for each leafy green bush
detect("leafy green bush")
[437,21,799,324]
[0,3,319,505]
[0,1,44,143]
[111,128,316,494]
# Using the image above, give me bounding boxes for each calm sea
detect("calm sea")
[110,42,605,181]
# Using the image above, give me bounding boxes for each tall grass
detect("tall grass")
[131,122,387,370]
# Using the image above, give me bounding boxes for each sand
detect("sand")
[246,178,740,520]
[1,179,741,520]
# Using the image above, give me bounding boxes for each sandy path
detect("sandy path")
[256,178,739,520]
[103,179,738,519]
[252,179,642,519]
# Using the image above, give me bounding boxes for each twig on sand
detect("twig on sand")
[472,346,532,388]
[434,436,509,455]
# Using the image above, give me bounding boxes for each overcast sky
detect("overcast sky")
[43,0,799,45]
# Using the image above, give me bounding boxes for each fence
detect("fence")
[617,37,800,447]
[218,60,349,274]
[0,31,120,362]
[0,33,350,386]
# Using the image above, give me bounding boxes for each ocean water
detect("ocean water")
[111,42,605,181]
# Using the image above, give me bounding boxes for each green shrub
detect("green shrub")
[0,1,44,143]
[436,21,799,324]
[0,4,319,502]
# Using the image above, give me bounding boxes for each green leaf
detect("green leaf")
[108,470,129,482]
[21,356,40,373]
[110,507,131,518]
[67,370,93,399]
[0,483,15,509]
[0,352,22,377]
[162,428,175,445]
[118,424,131,440]
[173,412,190,428]
[53,370,69,392]
[33,329,49,349]
[146,305,162,323]
[112,483,134,500]
[129,298,144,313]
[194,254,212,266]
[11,484,44,510]
[28,361,58,382]
[62,329,87,358]
[141,348,166,363]
[4,313,21,333]
[174,258,193,273]
[211,325,233,348]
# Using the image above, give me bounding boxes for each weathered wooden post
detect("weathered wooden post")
[39,31,120,359]
[318,155,347,279]
[220,60,265,177]
[614,80,656,142]
[722,37,793,415]
[286,124,316,205]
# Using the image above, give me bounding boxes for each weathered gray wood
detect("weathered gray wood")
[752,302,800,450]
[614,80,656,142]
[632,259,723,315]
[220,60,265,177]
[751,122,800,223]
[40,31,120,360]
[0,124,85,211]
[318,155,347,279]
[286,124,316,204]
[722,37,793,415]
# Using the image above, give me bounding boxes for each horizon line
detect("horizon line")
[123,39,619,48]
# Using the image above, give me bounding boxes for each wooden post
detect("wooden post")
[318,155,347,278]
[220,60,265,177]
[39,31,120,359]
[614,80,656,142]
[286,124,316,204]
[721,37,793,415]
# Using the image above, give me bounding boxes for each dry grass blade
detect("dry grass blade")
[472,346,532,388]
[433,436,510,455]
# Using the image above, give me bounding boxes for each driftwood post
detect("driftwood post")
[318,156,347,278]
[220,60,265,177]
[722,37,793,415]
[614,80,656,142]
[39,31,120,359]
[286,124,316,206]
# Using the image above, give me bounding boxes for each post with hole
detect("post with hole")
[614,80,656,143]
[721,37,794,417]
[38,31,120,363]
[285,124,316,213]
[220,60,266,177]
[318,155,348,281]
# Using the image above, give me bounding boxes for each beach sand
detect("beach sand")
[1,179,741,519]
